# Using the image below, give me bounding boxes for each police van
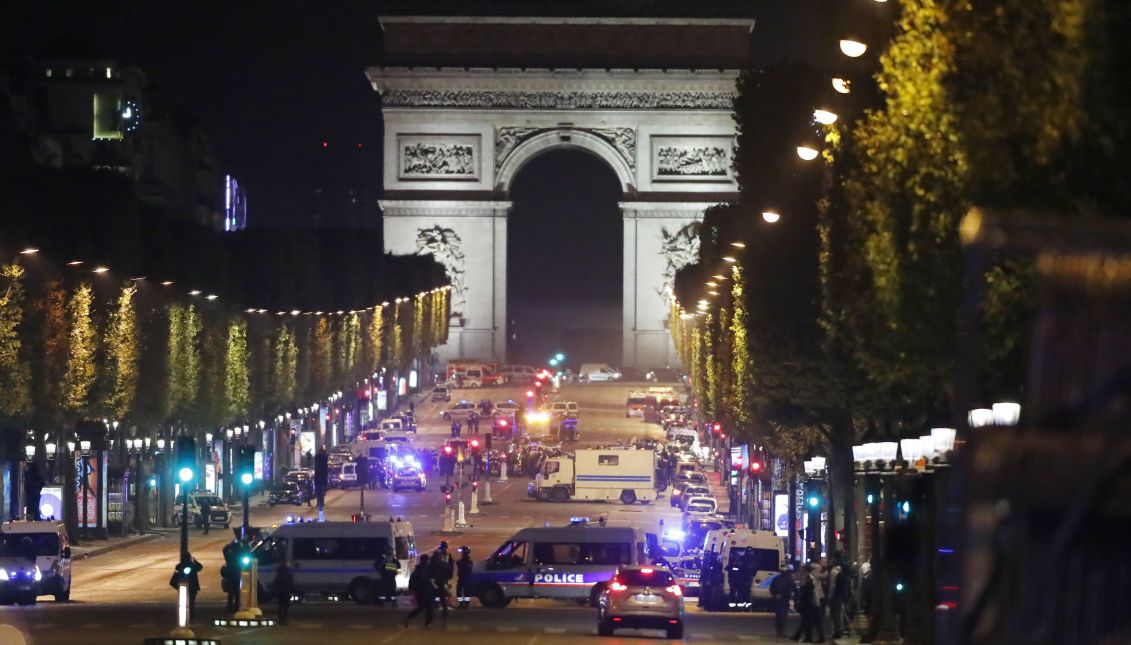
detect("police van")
[252,519,416,604]
[701,528,785,610]
[470,523,650,608]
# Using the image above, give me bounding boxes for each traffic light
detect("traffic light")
[237,446,255,487]
[749,459,762,474]
[175,436,196,484]
[555,353,565,362]
[239,549,253,570]
[713,422,722,434]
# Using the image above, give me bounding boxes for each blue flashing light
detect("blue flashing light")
[149,477,158,488]
[285,515,294,524]
[664,529,686,541]
[866,493,875,505]
[901,500,911,514]
[938,548,955,554]
[895,581,905,592]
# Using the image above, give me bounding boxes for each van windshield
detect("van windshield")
[0,532,59,557]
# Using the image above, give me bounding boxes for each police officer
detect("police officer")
[770,564,797,638]
[430,542,455,624]
[221,540,242,612]
[272,560,296,625]
[200,497,211,535]
[451,420,462,438]
[169,554,203,623]
[378,546,400,606]
[455,546,473,607]
[727,543,745,605]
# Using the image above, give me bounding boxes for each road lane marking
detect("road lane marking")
[689,634,714,640]
[545,627,566,634]
[377,629,403,644]
[497,626,519,632]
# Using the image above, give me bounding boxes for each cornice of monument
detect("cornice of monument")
[368,67,739,94]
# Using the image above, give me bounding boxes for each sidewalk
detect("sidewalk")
[70,530,167,561]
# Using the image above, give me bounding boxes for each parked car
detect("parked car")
[269,481,309,506]
[441,401,478,420]
[431,385,452,402]
[597,565,684,638]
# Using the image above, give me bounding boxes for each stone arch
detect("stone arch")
[495,129,636,194]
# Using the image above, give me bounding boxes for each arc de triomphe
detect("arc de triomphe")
[370,17,748,367]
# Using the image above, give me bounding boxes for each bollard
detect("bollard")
[171,581,194,638]
[482,479,494,504]
[499,462,508,482]
[470,489,480,515]
[456,500,467,527]
[443,506,455,532]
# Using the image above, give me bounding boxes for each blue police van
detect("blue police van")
[471,523,650,607]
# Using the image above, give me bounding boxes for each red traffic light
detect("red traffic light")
[750,461,762,472]
[472,481,478,489]
[499,419,508,427]
[443,445,453,455]
[713,423,722,432]
[526,390,534,398]
[470,439,479,448]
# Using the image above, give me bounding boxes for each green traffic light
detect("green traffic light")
[177,467,194,483]
[241,472,254,486]
[807,495,821,508]
[182,566,191,575]
[241,554,252,568]
[895,581,905,592]
[555,353,564,362]
[549,358,558,366]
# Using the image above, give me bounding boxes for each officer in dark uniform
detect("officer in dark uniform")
[378,546,400,606]
[455,546,474,607]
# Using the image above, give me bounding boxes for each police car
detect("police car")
[0,521,72,604]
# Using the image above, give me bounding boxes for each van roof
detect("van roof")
[271,520,406,538]
[511,526,637,544]
[1,521,65,534]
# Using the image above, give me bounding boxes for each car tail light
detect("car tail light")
[609,581,628,592]
[666,584,682,596]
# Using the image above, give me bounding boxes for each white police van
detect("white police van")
[252,519,416,604]
[471,522,650,607]
[0,520,72,603]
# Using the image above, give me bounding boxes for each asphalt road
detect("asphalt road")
[0,382,781,643]
[0,602,787,645]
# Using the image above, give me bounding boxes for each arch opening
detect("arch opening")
[507,148,624,366]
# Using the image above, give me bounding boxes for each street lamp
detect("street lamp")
[992,402,1021,427]
[796,146,819,161]
[762,211,781,223]
[840,39,868,58]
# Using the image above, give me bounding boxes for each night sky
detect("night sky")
[2,0,820,313]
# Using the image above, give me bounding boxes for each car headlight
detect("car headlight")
[0,569,8,581]
[34,569,42,581]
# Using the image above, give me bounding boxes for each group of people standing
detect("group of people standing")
[403,541,474,628]
[768,556,857,643]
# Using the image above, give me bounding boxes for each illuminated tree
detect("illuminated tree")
[411,294,426,358]
[729,265,752,431]
[364,305,384,371]
[342,312,361,381]
[166,303,202,419]
[310,317,332,395]
[0,262,31,419]
[29,281,68,425]
[703,312,717,418]
[62,282,97,414]
[225,318,250,420]
[104,284,139,419]
[271,323,297,404]
[389,304,404,368]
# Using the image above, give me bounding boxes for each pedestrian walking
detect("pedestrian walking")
[770,564,796,638]
[430,542,455,624]
[403,555,436,628]
[455,546,473,607]
[200,498,211,535]
[272,560,296,625]
[170,554,203,623]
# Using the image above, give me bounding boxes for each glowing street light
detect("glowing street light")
[840,39,868,58]
[796,146,819,161]
[832,78,851,94]
[20,248,39,255]
[762,211,781,223]
[813,109,838,125]
[730,241,746,248]
[722,256,737,263]
[92,266,110,274]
